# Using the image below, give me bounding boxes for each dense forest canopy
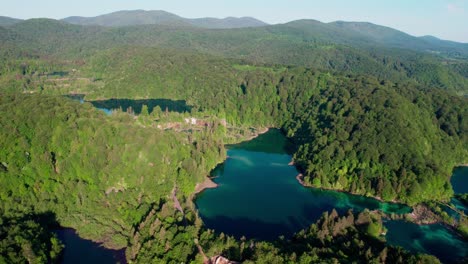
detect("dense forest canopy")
[0,12,467,263]
[4,46,466,204]
[1,16,467,94]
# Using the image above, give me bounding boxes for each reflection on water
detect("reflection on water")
[55,228,126,264]
[65,94,192,115]
[90,98,191,114]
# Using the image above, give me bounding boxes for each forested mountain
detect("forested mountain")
[1,16,467,94]
[188,16,268,29]
[0,9,467,264]
[0,16,21,26]
[62,10,191,27]
[276,19,468,55]
[329,21,468,57]
[62,10,268,29]
[57,12,468,59]
[4,10,468,57]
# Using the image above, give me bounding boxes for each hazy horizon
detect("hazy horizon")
[2,0,467,43]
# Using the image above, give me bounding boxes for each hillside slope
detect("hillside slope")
[0,16,22,26]
[62,10,268,29]
[2,18,467,94]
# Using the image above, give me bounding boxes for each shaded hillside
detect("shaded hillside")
[0,16,22,26]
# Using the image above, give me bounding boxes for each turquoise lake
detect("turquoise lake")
[385,221,467,263]
[195,129,468,263]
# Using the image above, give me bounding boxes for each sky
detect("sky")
[1,0,467,43]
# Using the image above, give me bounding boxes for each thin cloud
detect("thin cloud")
[447,3,464,13]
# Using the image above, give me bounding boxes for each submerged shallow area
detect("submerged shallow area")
[385,221,468,263]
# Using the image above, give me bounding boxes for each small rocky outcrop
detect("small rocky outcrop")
[206,255,239,264]
[194,177,218,195]
[406,204,440,224]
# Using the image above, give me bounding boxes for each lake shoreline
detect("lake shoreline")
[295,173,468,235]
[55,227,127,264]
[193,177,218,196]
[294,173,401,205]
[228,127,270,145]
[191,127,271,198]
[243,127,270,141]
[194,129,468,261]
[55,226,126,251]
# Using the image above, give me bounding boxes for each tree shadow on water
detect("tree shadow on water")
[202,215,297,241]
[90,98,192,114]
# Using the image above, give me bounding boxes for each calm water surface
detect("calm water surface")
[56,229,126,264]
[65,94,191,115]
[195,129,468,263]
[196,129,409,239]
[385,221,468,263]
[451,166,468,194]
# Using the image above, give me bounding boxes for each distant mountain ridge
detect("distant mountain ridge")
[62,10,268,29]
[1,9,466,47]
[276,20,468,57]
[2,13,467,60]
[0,16,22,26]
[2,10,468,90]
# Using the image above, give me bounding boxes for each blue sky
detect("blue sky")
[2,0,467,42]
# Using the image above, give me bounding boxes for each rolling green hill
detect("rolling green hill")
[62,10,192,27]
[1,17,467,94]
[4,10,468,57]
[0,16,21,26]
[330,21,468,57]
[62,10,268,29]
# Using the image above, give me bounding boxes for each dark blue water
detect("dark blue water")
[385,221,468,263]
[451,166,468,194]
[65,94,191,115]
[66,94,112,115]
[56,229,126,264]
